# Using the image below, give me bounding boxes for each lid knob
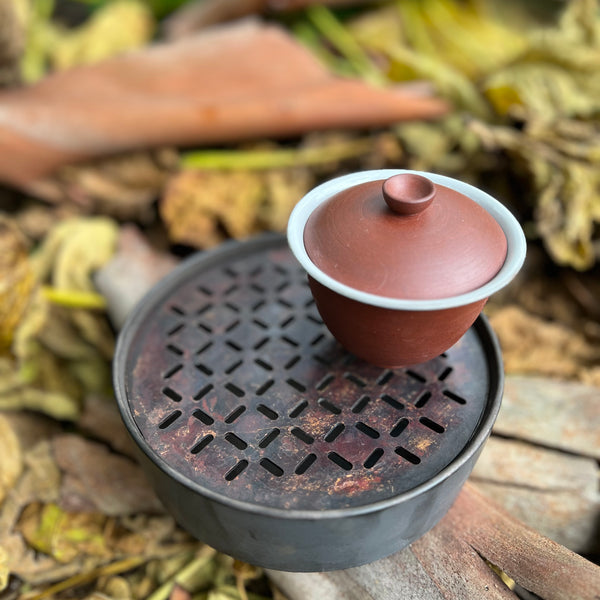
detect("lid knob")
[382,174,436,216]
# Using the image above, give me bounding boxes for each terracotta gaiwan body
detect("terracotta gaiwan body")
[287,170,526,367]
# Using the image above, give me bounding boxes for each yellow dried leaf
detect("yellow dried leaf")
[50,0,155,71]
[160,171,265,249]
[17,502,152,565]
[0,545,7,591]
[0,217,35,353]
[0,414,22,506]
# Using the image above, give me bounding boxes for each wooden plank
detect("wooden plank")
[450,483,600,600]
[268,484,600,600]
[268,547,448,600]
[495,376,600,459]
[471,437,600,553]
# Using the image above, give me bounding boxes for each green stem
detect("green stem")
[22,556,147,600]
[181,139,374,171]
[305,4,386,86]
[41,286,107,310]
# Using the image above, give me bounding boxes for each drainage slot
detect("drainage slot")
[286,378,306,392]
[295,453,317,475]
[163,364,183,379]
[226,340,243,352]
[390,418,409,438]
[257,404,278,420]
[355,422,380,439]
[325,423,345,442]
[253,337,269,350]
[167,323,184,336]
[364,448,384,469]
[224,405,246,424]
[344,373,366,387]
[162,387,182,402]
[395,446,421,464]
[256,379,274,396]
[198,322,213,334]
[259,428,280,448]
[406,370,426,383]
[318,398,341,415]
[225,383,245,398]
[316,374,335,391]
[328,452,352,471]
[381,394,404,410]
[352,395,370,414]
[310,333,325,346]
[284,355,301,370]
[289,400,308,418]
[197,303,213,316]
[225,360,243,375]
[194,383,214,400]
[377,370,394,386]
[196,341,213,355]
[291,427,314,445]
[415,391,432,408]
[260,458,284,477]
[225,460,249,481]
[225,319,240,332]
[158,410,181,429]
[225,432,248,450]
[280,316,295,328]
[195,363,213,376]
[419,417,445,433]
[443,390,467,405]
[253,318,269,330]
[225,302,240,313]
[193,409,214,425]
[252,299,266,312]
[191,434,214,454]
[254,358,273,371]
[166,344,183,356]
[438,367,453,381]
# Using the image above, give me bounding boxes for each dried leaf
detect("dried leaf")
[17,502,113,563]
[488,305,600,380]
[0,440,62,584]
[0,414,22,506]
[50,0,154,72]
[1,217,119,418]
[0,20,446,187]
[0,543,8,591]
[52,434,162,516]
[0,356,80,421]
[0,216,35,353]
[0,0,25,86]
[160,170,265,248]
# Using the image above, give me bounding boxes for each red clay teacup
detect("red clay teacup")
[287,170,526,367]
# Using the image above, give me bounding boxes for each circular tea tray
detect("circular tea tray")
[114,234,503,571]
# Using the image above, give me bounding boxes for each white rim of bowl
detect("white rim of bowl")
[287,169,527,311]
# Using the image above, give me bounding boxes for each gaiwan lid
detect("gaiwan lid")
[303,173,508,300]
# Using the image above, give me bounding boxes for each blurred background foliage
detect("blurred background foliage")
[0,1,599,599]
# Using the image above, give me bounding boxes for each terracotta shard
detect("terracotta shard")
[0,20,447,187]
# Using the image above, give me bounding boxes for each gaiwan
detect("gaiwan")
[287,170,526,367]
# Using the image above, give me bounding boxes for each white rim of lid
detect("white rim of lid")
[287,169,526,311]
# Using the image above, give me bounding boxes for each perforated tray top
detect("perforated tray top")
[117,235,501,511]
